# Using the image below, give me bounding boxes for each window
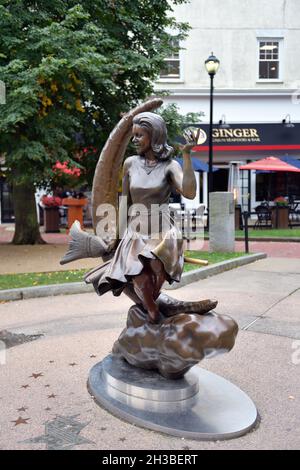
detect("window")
[159,38,181,79]
[256,172,300,201]
[258,40,281,80]
[0,178,14,223]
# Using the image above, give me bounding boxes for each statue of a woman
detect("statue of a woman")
[85,112,204,323]
[61,99,237,378]
[61,100,217,323]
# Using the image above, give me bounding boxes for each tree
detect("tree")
[0,0,189,244]
[157,103,204,153]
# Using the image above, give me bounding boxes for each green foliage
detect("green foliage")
[235,229,300,238]
[183,251,247,272]
[0,0,190,187]
[0,251,247,289]
[0,269,88,290]
[157,103,204,154]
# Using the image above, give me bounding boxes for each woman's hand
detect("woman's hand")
[180,128,201,155]
[176,128,198,199]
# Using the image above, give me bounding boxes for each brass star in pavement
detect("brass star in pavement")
[17,407,28,412]
[30,372,44,379]
[21,385,30,389]
[11,416,30,426]
[48,394,57,399]
[69,363,77,367]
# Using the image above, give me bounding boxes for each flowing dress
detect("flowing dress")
[85,155,184,296]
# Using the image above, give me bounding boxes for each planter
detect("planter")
[271,206,289,229]
[62,198,88,232]
[44,207,60,233]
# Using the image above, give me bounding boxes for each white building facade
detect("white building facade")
[155,0,300,211]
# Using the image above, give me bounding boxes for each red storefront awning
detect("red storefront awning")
[240,156,300,172]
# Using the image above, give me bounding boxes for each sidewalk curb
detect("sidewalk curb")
[0,282,94,302]
[164,252,267,290]
[0,253,267,301]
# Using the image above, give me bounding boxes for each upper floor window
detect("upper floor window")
[258,39,282,80]
[159,38,181,80]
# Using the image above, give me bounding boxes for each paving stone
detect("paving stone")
[246,318,300,339]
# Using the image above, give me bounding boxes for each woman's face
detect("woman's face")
[132,124,151,155]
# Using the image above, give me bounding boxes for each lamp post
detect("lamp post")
[282,114,295,128]
[219,114,230,129]
[205,53,220,216]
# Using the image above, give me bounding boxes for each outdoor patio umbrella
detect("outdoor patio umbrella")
[280,155,300,169]
[254,156,300,174]
[175,157,219,172]
[240,156,300,172]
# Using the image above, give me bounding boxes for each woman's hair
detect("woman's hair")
[132,112,173,160]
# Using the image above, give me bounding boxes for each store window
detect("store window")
[258,39,282,80]
[0,177,14,223]
[159,38,181,79]
[256,172,300,202]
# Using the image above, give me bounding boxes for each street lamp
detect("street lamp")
[205,52,220,215]
[282,114,295,128]
[219,114,230,129]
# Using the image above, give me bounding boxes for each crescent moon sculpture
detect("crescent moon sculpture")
[61,98,237,380]
[60,98,163,265]
[92,98,163,241]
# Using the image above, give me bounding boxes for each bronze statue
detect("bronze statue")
[61,98,237,379]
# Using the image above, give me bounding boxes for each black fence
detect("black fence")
[241,206,300,253]
[177,203,300,255]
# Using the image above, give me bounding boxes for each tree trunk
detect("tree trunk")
[12,180,45,244]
